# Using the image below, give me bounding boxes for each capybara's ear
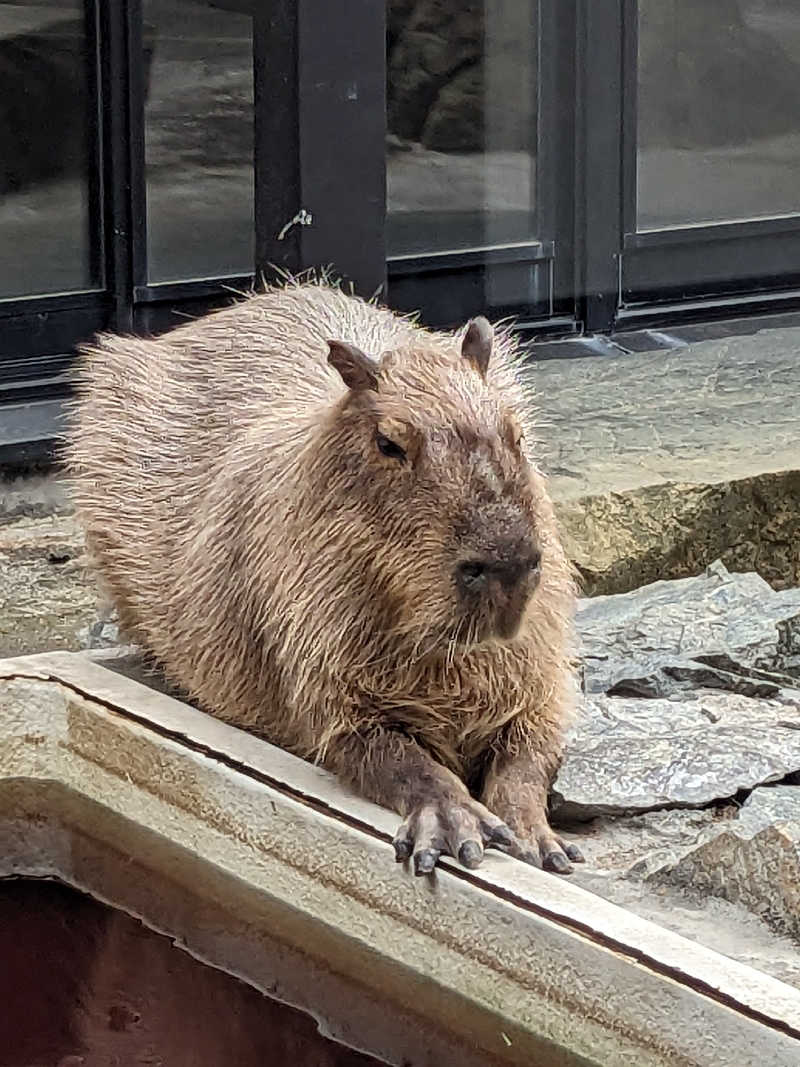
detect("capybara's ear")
[327,340,379,392]
[460,316,493,379]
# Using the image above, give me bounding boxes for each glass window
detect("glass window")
[386,0,539,258]
[637,0,800,231]
[0,1,99,299]
[143,0,254,284]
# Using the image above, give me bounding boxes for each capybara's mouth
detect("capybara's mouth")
[446,608,523,650]
[491,612,524,643]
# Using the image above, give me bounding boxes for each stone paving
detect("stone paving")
[520,324,800,501]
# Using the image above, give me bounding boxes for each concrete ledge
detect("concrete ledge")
[1,649,800,1066]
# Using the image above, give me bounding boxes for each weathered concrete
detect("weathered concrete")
[0,510,93,659]
[3,648,800,1066]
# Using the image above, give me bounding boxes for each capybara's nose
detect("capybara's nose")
[455,549,541,599]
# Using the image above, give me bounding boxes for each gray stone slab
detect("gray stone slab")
[523,325,800,501]
[556,563,800,820]
[553,690,800,820]
[577,560,800,696]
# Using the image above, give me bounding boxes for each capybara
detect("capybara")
[67,278,583,876]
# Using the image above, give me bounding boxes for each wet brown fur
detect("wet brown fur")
[66,278,577,844]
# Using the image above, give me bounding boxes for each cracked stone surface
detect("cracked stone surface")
[578,560,800,696]
[571,806,800,992]
[638,786,800,942]
[553,563,800,982]
[553,688,800,820]
[554,562,800,820]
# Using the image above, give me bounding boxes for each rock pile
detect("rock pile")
[555,561,800,955]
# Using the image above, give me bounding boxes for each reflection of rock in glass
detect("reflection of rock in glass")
[0,17,155,196]
[639,0,800,149]
[386,0,538,154]
[143,0,254,282]
[385,1,539,256]
[0,18,87,195]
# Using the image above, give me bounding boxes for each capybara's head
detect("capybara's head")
[319,318,545,655]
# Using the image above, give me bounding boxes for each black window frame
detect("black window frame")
[386,0,579,335]
[0,0,387,404]
[582,0,800,333]
[4,0,800,459]
[0,0,109,406]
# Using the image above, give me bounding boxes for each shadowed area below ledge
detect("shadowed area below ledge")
[0,879,382,1067]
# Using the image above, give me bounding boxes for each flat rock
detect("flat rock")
[641,786,800,942]
[552,690,800,820]
[0,512,96,660]
[554,563,800,819]
[577,560,800,696]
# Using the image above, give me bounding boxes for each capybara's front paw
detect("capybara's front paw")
[392,793,543,876]
[522,820,585,875]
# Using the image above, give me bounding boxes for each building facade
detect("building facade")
[2,1,800,457]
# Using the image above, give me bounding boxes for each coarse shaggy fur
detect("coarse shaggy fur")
[66,276,577,802]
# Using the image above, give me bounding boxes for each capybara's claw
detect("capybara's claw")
[392,835,413,863]
[544,850,572,874]
[527,827,585,875]
[458,840,483,869]
[563,841,585,864]
[413,848,440,876]
[394,794,533,875]
[478,812,584,876]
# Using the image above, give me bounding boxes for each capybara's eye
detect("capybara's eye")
[376,433,406,463]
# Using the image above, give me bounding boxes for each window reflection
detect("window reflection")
[0,1,98,299]
[637,0,800,231]
[144,0,254,284]
[386,0,539,257]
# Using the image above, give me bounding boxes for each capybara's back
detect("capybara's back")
[69,281,424,659]
[68,278,584,878]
